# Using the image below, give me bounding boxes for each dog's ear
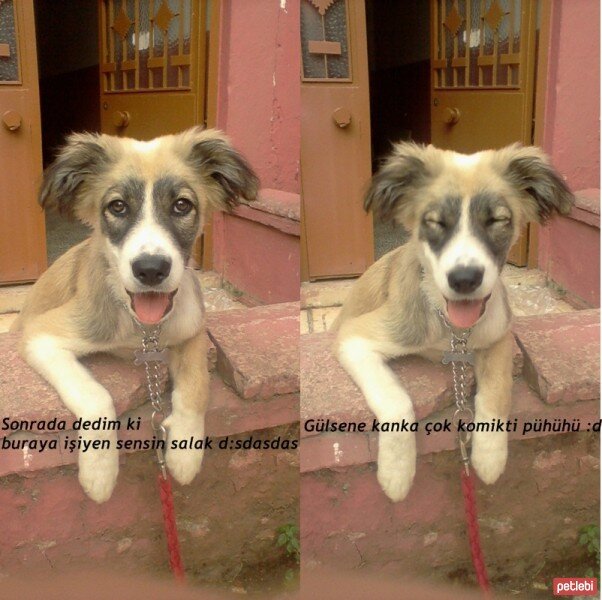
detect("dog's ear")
[364,142,437,226]
[496,144,575,223]
[40,133,116,221]
[178,127,260,210]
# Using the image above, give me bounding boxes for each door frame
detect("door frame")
[528,0,554,269]
[200,0,221,269]
[0,0,46,284]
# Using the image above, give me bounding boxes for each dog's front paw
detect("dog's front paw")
[78,431,119,503]
[377,432,416,502]
[471,430,508,485]
[163,411,205,485]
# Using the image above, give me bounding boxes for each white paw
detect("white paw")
[78,431,119,503]
[163,411,205,485]
[471,430,508,485]
[377,432,417,502]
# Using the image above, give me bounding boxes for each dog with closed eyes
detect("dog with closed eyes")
[11,127,259,503]
[332,142,574,502]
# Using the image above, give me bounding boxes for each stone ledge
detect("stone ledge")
[234,189,300,236]
[246,188,300,221]
[300,331,523,430]
[301,381,599,473]
[0,374,298,478]
[572,188,600,227]
[0,332,155,434]
[207,302,300,400]
[301,312,600,474]
[514,310,600,404]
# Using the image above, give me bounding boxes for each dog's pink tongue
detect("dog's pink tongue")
[132,293,170,325]
[447,299,484,329]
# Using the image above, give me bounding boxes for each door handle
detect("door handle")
[2,110,21,131]
[332,107,352,128]
[112,110,130,128]
[443,107,461,125]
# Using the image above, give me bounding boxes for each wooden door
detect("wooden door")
[99,0,207,140]
[430,0,538,265]
[301,0,373,281]
[0,0,46,284]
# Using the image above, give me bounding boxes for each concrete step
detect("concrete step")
[300,312,600,588]
[0,304,299,581]
[514,309,600,404]
[207,302,300,400]
[301,331,523,434]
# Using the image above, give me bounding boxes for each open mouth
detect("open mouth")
[445,294,491,329]
[127,290,177,325]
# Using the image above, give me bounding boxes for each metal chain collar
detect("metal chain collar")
[134,324,170,478]
[438,310,475,474]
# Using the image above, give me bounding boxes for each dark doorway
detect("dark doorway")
[34,0,100,263]
[365,0,431,259]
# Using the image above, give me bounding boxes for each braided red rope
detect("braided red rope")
[460,468,491,596]
[158,473,186,582]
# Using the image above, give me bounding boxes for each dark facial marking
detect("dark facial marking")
[418,196,462,255]
[100,178,145,245]
[469,192,514,268]
[152,176,200,261]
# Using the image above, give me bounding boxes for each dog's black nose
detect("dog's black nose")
[132,254,172,286]
[447,266,484,294]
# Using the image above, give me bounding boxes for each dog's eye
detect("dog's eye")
[172,198,193,215]
[486,216,510,227]
[108,199,128,216]
[425,218,446,229]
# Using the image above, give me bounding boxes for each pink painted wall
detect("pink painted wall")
[538,0,600,305]
[539,0,600,190]
[211,1,300,303]
[215,0,300,194]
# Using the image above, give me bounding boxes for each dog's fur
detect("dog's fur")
[11,127,258,503]
[333,142,574,502]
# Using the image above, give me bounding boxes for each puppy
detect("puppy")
[332,142,574,501]
[11,127,259,502]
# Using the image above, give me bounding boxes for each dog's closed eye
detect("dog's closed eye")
[485,208,512,227]
[424,214,446,229]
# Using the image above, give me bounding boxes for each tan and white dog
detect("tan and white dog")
[11,127,258,503]
[333,142,574,502]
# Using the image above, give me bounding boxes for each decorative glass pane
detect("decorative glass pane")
[301,1,326,79]
[138,0,151,88]
[322,0,349,79]
[301,0,350,81]
[456,0,467,86]
[0,0,20,83]
[103,0,192,92]
[435,0,522,89]
[467,0,481,86]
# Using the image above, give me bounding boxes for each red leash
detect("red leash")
[461,467,491,596]
[137,328,186,582]
[158,473,186,582]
